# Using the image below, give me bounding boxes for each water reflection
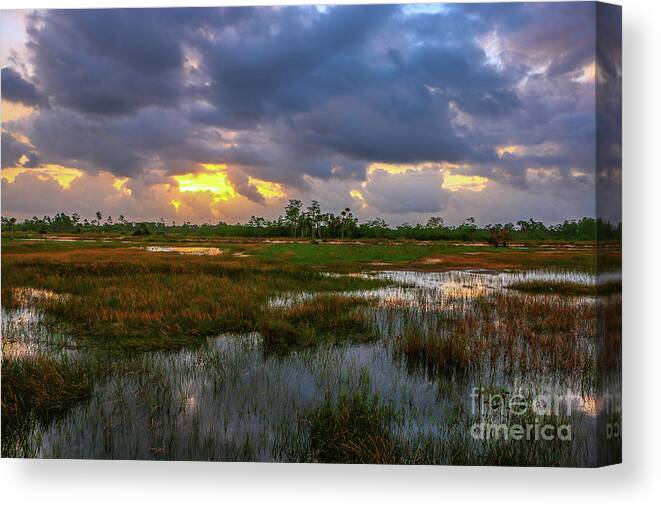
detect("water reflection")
[272,269,620,310]
[1,307,78,359]
[144,246,223,256]
[5,268,614,464]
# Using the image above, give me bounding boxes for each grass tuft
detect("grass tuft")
[302,390,404,464]
[259,294,375,350]
[1,355,94,457]
[396,323,472,374]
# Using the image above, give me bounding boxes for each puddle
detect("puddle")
[144,246,222,256]
[1,307,78,360]
[271,269,620,310]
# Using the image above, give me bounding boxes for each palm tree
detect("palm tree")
[340,207,355,239]
[306,200,322,239]
[284,199,303,237]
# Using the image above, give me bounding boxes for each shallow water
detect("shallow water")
[4,269,611,464]
[272,269,619,310]
[1,307,78,360]
[144,246,222,256]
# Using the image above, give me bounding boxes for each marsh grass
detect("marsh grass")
[396,320,474,374]
[446,412,579,467]
[1,248,388,351]
[302,388,406,464]
[508,279,621,296]
[391,290,606,381]
[250,241,613,272]
[259,294,376,350]
[1,355,94,456]
[0,240,620,464]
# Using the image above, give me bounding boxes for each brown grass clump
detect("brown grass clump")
[396,323,473,374]
[1,355,94,456]
[393,289,609,382]
[303,391,405,464]
[259,294,376,350]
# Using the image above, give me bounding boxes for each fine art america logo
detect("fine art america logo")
[469,388,574,442]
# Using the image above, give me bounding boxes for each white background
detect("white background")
[1,0,659,505]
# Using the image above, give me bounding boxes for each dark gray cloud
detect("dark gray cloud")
[596,3,622,223]
[1,131,39,168]
[192,5,397,127]
[0,3,619,221]
[362,169,449,214]
[24,9,211,114]
[22,107,226,176]
[1,67,42,106]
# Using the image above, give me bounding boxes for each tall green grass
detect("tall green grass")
[259,294,376,350]
[1,355,94,457]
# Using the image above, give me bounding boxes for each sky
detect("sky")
[0,3,621,226]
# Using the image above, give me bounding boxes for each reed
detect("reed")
[1,355,94,456]
[302,390,404,464]
[508,279,621,296]
[259,294,376,350]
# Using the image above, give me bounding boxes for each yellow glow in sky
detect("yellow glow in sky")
[248,177,285,199]
[496,145,523,157]
[350,189,367,209]
[1,165,84,189]
[366,161,465,176]
[367,163,415,175]
[112,176,132,195]
[170,199,182,212]
[173,164,237,201]
[350,189,365,201]
[1,102,33,122]
[497,142,561,158]
[442,173,489,192]
[573,61,596,84]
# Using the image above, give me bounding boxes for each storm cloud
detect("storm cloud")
[1,67,42,107]
[1,3,621,224]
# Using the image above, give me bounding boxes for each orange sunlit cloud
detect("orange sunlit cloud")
[349,189,368,209]
[496,145,523,157]
[573,61,596,84]
[1,165,84,189]
[363,162,488,194]
[1,102,34,122]
[442,173,489,192]
[350,189,365,200]
[1,165,135,196]
[366,161,468,176]
[248,176,285,199]
[496,142,562,158]
[112,177,132,195]
[173,163,237,201]
[173,164,286,203]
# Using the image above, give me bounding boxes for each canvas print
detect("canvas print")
[0,3,621,466]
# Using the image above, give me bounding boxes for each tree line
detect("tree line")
[1,199,621,243]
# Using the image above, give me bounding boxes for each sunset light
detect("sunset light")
[0,2,622,469]
[173,164,237,202]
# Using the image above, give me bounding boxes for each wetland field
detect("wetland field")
[0,235,621,465]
